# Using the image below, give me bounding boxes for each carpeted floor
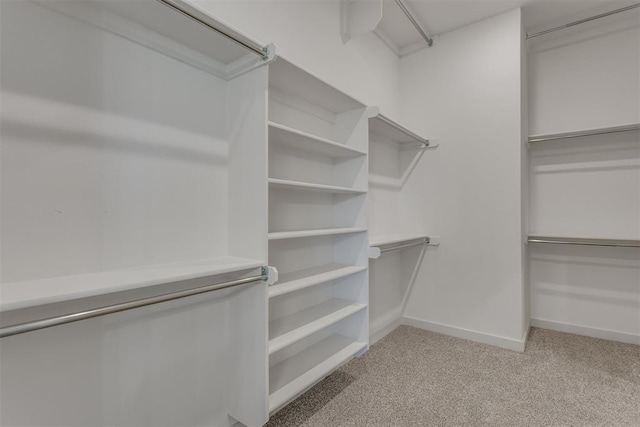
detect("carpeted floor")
[266,326,640,426]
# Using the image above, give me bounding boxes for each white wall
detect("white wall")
[527,11,640,344]
[398,9,527,350]
[193,0,401,119]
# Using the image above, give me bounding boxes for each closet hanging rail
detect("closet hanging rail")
[395,0,434,47]
[158,0,269,59]
[528,123,640,143]
[377,114,430,146]
[526,3,640,39]
[380,238,430,253]
[0,268,270,339]
[527,236,640,248]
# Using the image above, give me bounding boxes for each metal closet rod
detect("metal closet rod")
[527,3,640,39]
[158,0,269,59]
[395,0,434,47]
[528,123,640,143]
[380,237,430,253]
[0,268,269,339]
[528,236,640,248]
[377,114,430,145]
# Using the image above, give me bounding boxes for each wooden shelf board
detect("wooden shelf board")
[269,299,367,354]
[0,256,265,312]
[269,334,367,413]
[269,228,367,241]
[269,264,367,298]
[269,122,366,158]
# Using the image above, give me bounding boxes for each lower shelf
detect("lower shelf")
[269,334,367,413]
[269,299,367,354]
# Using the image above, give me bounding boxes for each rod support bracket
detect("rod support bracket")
[263,266,279,286]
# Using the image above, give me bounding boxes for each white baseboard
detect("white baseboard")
[522,318,531,348]
[530,318,640,345]
[401,316,526,352]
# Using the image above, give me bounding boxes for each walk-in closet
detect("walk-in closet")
[1,1,638,426]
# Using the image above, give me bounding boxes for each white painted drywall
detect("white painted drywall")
[191,0,401,119]
[398,9,527,348]
[527,12,640,344]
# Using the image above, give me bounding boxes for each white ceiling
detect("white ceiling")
[376,0,638,53]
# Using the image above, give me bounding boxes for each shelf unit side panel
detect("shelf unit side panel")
[227,66,269,261]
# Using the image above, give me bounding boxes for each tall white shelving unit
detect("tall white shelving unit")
[266,58,370,413]
[0,1,272,425]
[367,112,437,342]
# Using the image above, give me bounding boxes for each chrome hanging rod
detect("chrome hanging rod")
[526,3,640,39]
[380,238,430,253]
[0,268,269,339]
[158,0,269,59]
[395,0,434,47]
[528,123,640,143]
[527,236,640,248]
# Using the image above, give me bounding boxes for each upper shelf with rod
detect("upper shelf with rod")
[528,123,640,143]
[526,3,640,40]
[527,236,640,248]
[37,0,275,80]
[369,112,437,149]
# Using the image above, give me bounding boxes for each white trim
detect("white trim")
[530,318,640,345]
[401,316,526,352]
[522,318,531,349]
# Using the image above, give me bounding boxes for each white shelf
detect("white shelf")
[0,256,265,312]
[269,57,365,114]
[269,299,367,354]
[269,228,367,241]
[269,334,367,413]
[369,113,429,146]
[269,264,367,298]
[269,122,366,158]
[269,178,366,195]
[528,123,640,143]
[369,233,430,247]
[39,0,268,79]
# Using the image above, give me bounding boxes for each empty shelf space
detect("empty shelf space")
[369,233,430,247]
[269,264,367,298]
[269,58,365,114]
[528,123,640,143]
[269,299,367,354]
[269,228,367,241]
[369,113,429,145]
[269,334,367,413]
[269,122,366,158]
[269,178,366,195]
[0,256,265,312]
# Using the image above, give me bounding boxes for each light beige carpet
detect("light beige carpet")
[266,326,640,426]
